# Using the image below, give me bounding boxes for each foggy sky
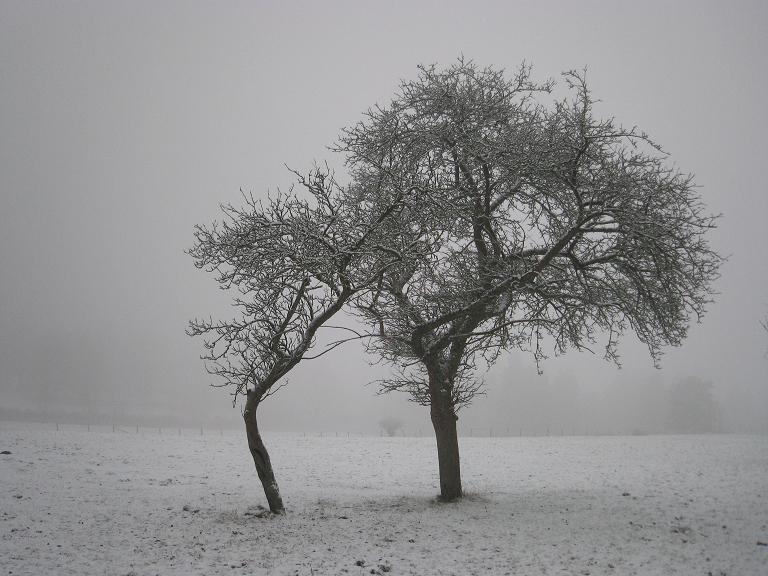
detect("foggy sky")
[1,0,766,434]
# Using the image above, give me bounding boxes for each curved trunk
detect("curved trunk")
[428,370,463,501]
[243,390,285,514]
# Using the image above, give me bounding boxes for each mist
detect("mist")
[1,0,766,436]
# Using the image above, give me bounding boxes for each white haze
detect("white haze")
[1,0,766,434]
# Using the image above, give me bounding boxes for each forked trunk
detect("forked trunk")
[243,390,285,514]
[429,373,463,501]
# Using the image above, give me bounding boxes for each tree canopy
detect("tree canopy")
[339,62,720,406]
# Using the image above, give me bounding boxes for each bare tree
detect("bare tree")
[188,167,411,512]
[338,60,722,500]
[665,376,720,433]
[190,59,721,507]
[378,416,404,437]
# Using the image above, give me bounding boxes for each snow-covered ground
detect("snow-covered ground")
[1,423,766,575]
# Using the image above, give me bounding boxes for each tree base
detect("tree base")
[244,391,285,514]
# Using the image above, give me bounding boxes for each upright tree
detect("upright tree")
[190,59,721,506]
[338,61,721,500]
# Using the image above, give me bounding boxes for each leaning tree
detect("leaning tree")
[188,168,415,512]
[190,59,721,507]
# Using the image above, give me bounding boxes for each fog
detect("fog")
[1,0,766,435]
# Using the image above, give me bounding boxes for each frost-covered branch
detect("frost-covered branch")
[338,59,721,406]
[188,166,414,404]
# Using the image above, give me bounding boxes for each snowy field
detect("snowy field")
[1,423,767,575]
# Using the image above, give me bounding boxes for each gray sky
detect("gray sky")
[1,0,766,433]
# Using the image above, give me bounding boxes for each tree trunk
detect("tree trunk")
[429,373,463,501]
[243,390,285,514]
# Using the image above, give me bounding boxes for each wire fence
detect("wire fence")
[0,419,608,438]
[0,420,238,436]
